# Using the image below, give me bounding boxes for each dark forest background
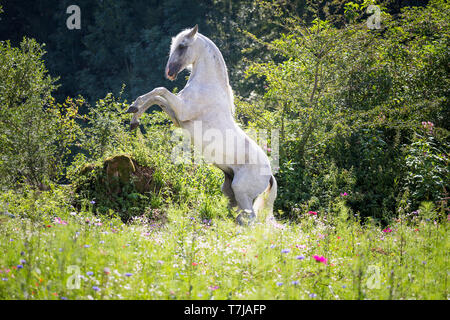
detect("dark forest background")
[0,0,432,103]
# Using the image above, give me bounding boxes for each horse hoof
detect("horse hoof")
[236,210,256,226]
[130,122,140,131]
[236,214,245,226]
[126,106,138,113]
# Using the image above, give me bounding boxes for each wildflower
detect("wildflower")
[103,267,110,275]
[1,278,7,281]
[86,271,94,276]
[60,297,68,300]
[276,282,283,286]
[340,192,348,197]
[270,244,276,249]
[281,249,290,254]
[342,285,347,289]
[92,286,100,292]
[54,217,68,225]
[308,211,317,215]
[84,244,91,248]
[124,273,133,277]
[209,285,219,291]
[422,121,434,132]
[156,260,164,265]
[192,262,198,266]
[99,240,105,244]
[90,200,96,204]
[337,236,341,240]
[70,212,77,216]
[309,293,317,298]
[382,228,392,233]
[291,280,299,285]
[313,255,328,265]
[296,255,305,260]
[20,259,26,264]
[17,265,23,269]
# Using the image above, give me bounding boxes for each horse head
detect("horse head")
[165,25,198,81]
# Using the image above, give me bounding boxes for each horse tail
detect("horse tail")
[253,175,277,221]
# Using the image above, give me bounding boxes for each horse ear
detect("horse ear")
[188,24,198,38]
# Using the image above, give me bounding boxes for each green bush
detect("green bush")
[403,134,449,210]
[237,0,449,223]
[0,38,81,189]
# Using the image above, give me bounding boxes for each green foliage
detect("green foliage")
[0,38,81,189]
[78,91,131,160]
[238,0,449,222]
[404,135,449,207]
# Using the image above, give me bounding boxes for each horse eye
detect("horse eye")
[178,44,187,50]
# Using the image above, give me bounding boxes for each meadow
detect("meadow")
[1,188,447,300]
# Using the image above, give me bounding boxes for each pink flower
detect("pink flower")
[422,121,434,133]
[313,255,328,265]
[382,228,392,233]
[54,217,67,225]
[340,192,348,197]
[308,211,317,215]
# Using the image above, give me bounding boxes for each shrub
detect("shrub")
[0,38,81,189]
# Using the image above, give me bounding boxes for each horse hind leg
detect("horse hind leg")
[234,194,256,226]
[231,170,269,226]
[221,172,237,209]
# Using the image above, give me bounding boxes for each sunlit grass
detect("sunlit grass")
[1,189,447,300]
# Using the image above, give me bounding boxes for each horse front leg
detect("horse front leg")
[128,95,181,130]
[131,87,203,122]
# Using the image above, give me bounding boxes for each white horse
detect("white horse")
[126,25,277,225]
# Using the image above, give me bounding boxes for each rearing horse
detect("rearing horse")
[126,25,277,225]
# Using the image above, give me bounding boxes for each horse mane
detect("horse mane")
[196,33,235,116]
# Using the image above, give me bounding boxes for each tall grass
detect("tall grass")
[0,188,447,300]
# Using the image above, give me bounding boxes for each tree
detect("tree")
[0,38,80,189]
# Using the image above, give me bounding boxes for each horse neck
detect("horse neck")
[188,35,230,89]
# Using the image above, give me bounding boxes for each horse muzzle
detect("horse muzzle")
[165,62,181,81]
